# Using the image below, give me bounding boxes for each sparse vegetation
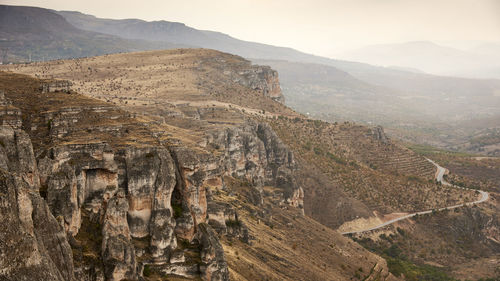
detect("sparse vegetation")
[143,264,152,277]
[265,116,475,216]
[225,219,241,228]
[171,202,183,219]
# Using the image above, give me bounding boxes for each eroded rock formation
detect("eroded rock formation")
[0,126,75,281]
[0,99,302,281]
[234,66,284,103]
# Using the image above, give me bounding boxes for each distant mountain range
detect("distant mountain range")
[337,41,500,79]
[0,5,186,62]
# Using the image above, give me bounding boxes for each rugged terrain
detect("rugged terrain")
[0,50,402,281]
[0,48,494,280]
[3,49,476,225]
[265,117,476,230]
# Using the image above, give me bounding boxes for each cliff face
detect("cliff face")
[0,126,75,281]
[205,121,301,206]
[38,121,298,281]
[230,66,284,103]
[37,132,260,280]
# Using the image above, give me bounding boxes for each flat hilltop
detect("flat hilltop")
[2,48,295,118]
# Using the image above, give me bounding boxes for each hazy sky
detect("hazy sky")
[3,0,500,56]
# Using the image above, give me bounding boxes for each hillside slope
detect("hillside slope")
[256,59,500,156]
[353,148,500,280]
[56,9,500,100]
[4,5,500,119]
[57,10,336,64]
[4,5,500,156]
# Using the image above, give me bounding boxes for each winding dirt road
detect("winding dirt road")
[341,159,489,235]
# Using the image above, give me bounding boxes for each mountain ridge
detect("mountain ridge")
[0,5,188,62]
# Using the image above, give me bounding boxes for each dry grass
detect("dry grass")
[214,180,399,281]
[0,49,297,119]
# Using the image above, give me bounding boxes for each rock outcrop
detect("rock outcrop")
[0,126,75,281]
[102,190,137,281]
[209,54,285,103]
[31,118,301,280]
[205,121,301,207]
[370,125,389,144]
[0,91,22,129]
[234,66,284,103]
[28,117,306,281]
[196,223,230,281]
[40,80,72,93]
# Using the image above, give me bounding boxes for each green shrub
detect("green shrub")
[396,227,406,236]
[326,152,347,165]
[313,120,322,128]
[407,175,422,182]
[313,147,323,155]
[225,219,241,228]
[383,244,402,258]
[143,264,152,277]
[386,257,456,281]
[303,141,312,151]
[172,202,183,218]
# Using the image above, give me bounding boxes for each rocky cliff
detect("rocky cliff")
[0,126,75,281]
[0,71,302,281]
[228,65,284,103]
